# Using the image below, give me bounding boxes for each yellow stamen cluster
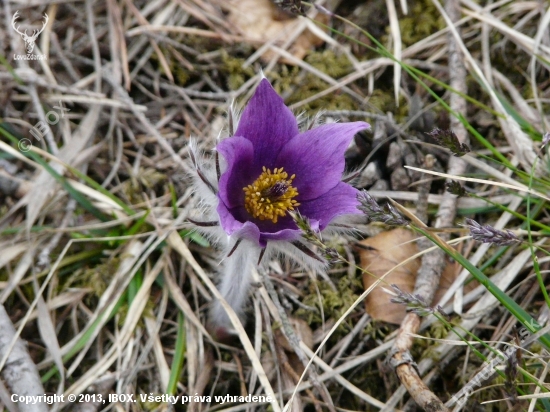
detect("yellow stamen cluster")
[243,166,300,223]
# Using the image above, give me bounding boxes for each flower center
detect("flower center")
[243,166,300,223]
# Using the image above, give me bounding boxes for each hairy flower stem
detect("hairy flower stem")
[209,241,257,330]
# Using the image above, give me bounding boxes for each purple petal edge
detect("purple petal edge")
[216,136,257,209]
[235,79,299,170]
[297,183,362,230]
[217,200,303,247]
[276,121,370,201]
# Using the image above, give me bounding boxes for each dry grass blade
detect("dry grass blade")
[0,248,39,304]
[21,105,100,230]
[386,0,402,105]
[405,166,550,202]
[0,244,27,269]
[432,0,542,173]
[35,290,65,398]
[64,247,165,398]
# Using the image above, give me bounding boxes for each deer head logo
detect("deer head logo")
[12,11,49,54]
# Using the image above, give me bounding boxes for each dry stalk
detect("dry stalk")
[385,0,469,409]
[385,157,450,412]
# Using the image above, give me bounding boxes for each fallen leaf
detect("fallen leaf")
[358,228,457,324]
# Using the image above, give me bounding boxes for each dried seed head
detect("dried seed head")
[289,211,343,263]
[357,191,408,226]
[446,180,468,197]
[464,218,521,246]
[427,128,470,157]
[389,285,435,317]
[504,347,519,403]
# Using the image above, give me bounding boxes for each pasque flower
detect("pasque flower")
[190,78,370,334]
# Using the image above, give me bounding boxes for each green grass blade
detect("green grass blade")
[412,226,550,349]
[166,312,186,395]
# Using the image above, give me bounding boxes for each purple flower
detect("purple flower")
[216,79,370,248]
[189,78,369,335]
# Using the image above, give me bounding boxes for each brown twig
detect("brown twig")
[385,0,469,407]
[385,155,450,412]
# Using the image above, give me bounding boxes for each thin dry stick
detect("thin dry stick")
[385,156,450,412]
[386,0,469,407]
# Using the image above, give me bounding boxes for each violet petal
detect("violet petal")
[217,201,303,247]
[260,228,302,243]
[235,79,299,169]
[276,122,370,200]
[297,182,361,230]
[217,201,262,243]
[217,136,258,209]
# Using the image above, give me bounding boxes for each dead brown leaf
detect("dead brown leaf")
[358,229,457,324]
